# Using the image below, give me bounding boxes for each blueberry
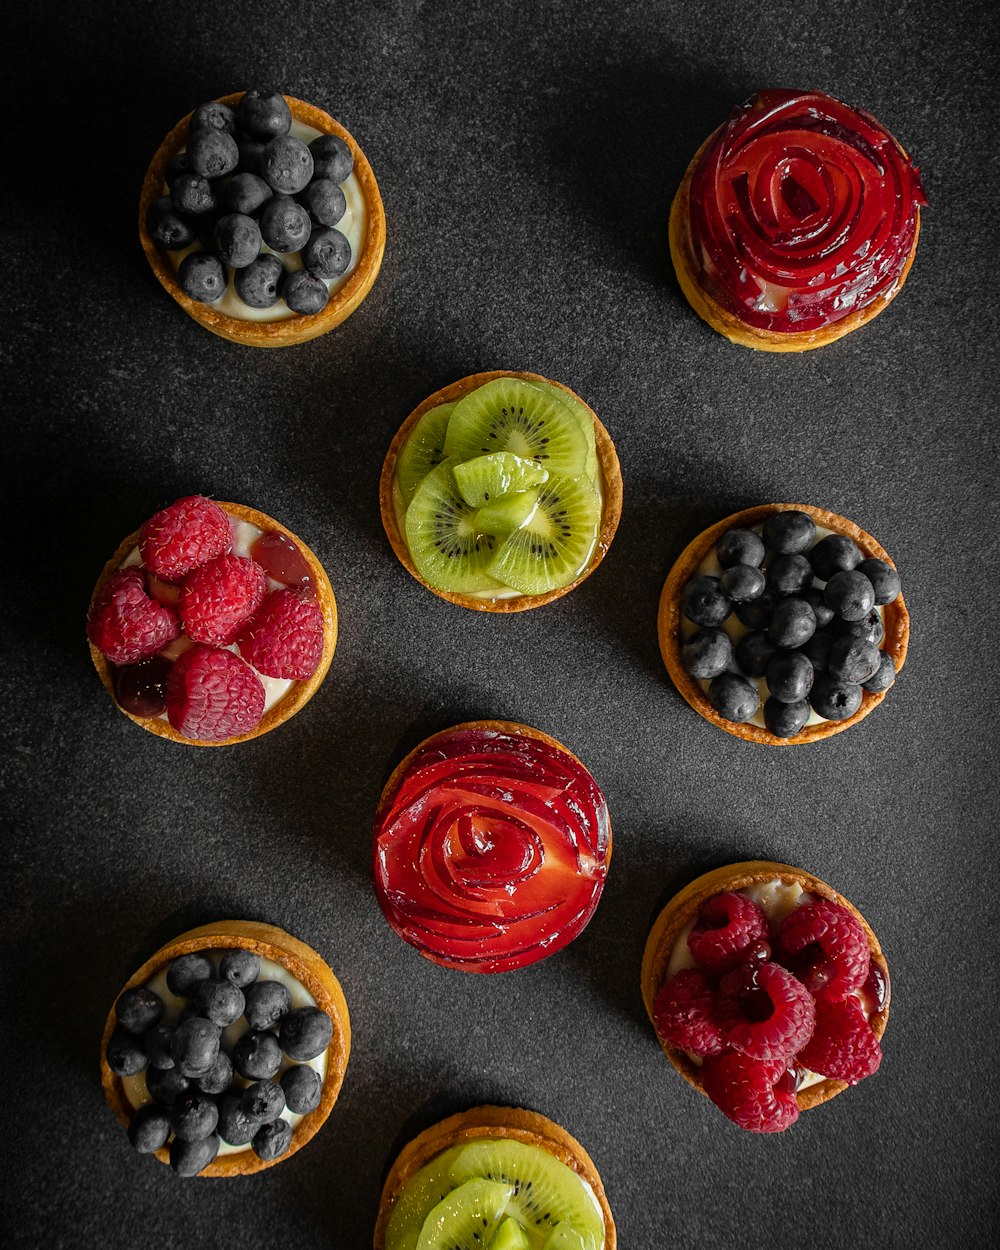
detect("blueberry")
[762,510,816,555]
[170,1016,221,1077]
[170,1132,220,1178]
[146,1065,191,1107]
[801,628,836,671]
[222,173,272,217]
[828,636,882,684]
[220,949,260,988]
[189,128,237,178]
[803,587,835,629]
[242,1079,286,1124]
[253,1117,293,1162]
[233,1030,283,1080]
[212,213,261,268]
[115,987,163,1035]
[764,698,811,738]
[261,135,314,194]
[282,269,330,314]
[720,564,765,603]
[243,981,291,1031]
[768,597,816,649]
[195,1051,233,1096]
[681,628,732,679]
[279,1007,333,1061]
[170,172,219,217]
[734,631,776,678]
[824,570,875,622]
[178,252,227,304]
[171,1092,220,1142]
[190,100,237,136]
[164,153,191,187]
[862,651,897,693]
[143,1024,176,1069]
[217,1089,258,1146]
[299,178,347,228]
[708,672,760,723]
[680,575,730,627]
[260,197,311,252]
[281,1065,323,1115]
[238,90,292,141]
[810,675,864,720]
[765,650,814,703]
[127,1104,171,1154]
[836,608,885,646]
[193,983,242,1034]
[810,534,861,581]
[857,558,901,605]
[309,133,353,184]
[766,553,813,596]
[302,227,351,280]
[735,591,776,631]
[106,1027,147,1077]
[716,527,765,569]
[235,253,284,309]
[237,137,267,175]
[146,197,196,250]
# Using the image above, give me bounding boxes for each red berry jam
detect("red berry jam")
[112,655,173,717]
[251,530,315,593]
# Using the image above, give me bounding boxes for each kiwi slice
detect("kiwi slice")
[395,403,456,507]
[543,1223,599,1250]
[443,378,588,478]
[416,1178,513,1250]
[404,459,505,595]
[453,452,549,507]
[490,1218,532,1250]
[476,490,538,536]
[534,383,598,482]
[385,1146,463,1250]
[447,1140,605,1247]
[486,475,601,595]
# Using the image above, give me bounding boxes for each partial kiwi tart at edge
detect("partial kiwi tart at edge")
[379,372,623,612]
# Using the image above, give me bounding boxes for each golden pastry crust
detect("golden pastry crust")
[100,920,351,1177]
[139,92,386,347]
[379,371,623,612]
[669,131,921,352]
[372,1105,616,1249]
[658,503,909,745]
[87,500,337,746]
[640,861,890,1112]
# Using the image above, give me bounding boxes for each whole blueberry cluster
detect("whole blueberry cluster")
[145,90,356,316]
[679,510,902,736]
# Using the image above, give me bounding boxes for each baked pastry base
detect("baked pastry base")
[668,131,921,352]
[100,919,351,1177]
[379,371,623,613]
[87,501,337,746]
[139,92,386,347]
[657,503,910,745]
[373,1105,616,1250]
[640,861,890,1113]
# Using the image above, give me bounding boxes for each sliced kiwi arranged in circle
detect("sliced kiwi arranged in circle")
[395,403,456,507]
[490,1217,533,1250]
[415,1178,513,1250]
[385,1147,463,1250]
[404,459,505,595]
[443,378,589,479]
[486,475,601,595]
[476,489,539,536]
[454,451,549,507]
[534,383,598,481]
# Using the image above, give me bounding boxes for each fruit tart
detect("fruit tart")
[641,862,889,1134]
[87,495,337,745]
[658,504,909,744]
[372,721,611,972]
[101,920,350,1177]
[374,1105,616,1250]
[379,372,622,611]
[140,89,386,346]
[670,88,926,351]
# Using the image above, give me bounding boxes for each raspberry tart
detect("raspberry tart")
[641,862,889,1134]
[140,89,386,347]
[101,920,350,1177]
[379,372,622,611]
[658,504,909,745]
[374,1105,616,1250]
[372,721,612,972]
[670,89,926,351]
[87,495,337,745]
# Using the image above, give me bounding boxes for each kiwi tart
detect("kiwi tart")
[374,1105,616,1250]
[379,372,622,612]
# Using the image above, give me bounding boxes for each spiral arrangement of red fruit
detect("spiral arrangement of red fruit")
[686,88,926,333]
[372,726,610,973]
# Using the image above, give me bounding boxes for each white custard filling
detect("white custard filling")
[165,120,366,322]
[121,951,328,1156]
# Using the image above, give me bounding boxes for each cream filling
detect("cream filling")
[121,952,328,1157]
[165,120,366,322]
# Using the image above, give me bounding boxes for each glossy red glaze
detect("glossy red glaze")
[372,727,610,973]
[251,530,315,593]
[686,88,926,333]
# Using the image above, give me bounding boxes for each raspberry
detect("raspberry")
[652,969,726,1057]
[687,892,770,973]
[236,589,324,680]
[87,568,180,665]
[718,959,816,1061]
[139,495,233,582]
[180,555,267,646]
[778,900,870,1000]
[166,645,265,741]
[797,994,882,1085]
[701,1052,799,1133]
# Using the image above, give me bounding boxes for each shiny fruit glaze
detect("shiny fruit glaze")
[251,531,316,593]
[372,727,610,972]
[112,655,173,717]
[686,88,926,333]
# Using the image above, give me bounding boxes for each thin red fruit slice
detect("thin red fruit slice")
[251,530,315,593]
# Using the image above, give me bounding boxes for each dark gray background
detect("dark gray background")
[4,0,998,1245]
